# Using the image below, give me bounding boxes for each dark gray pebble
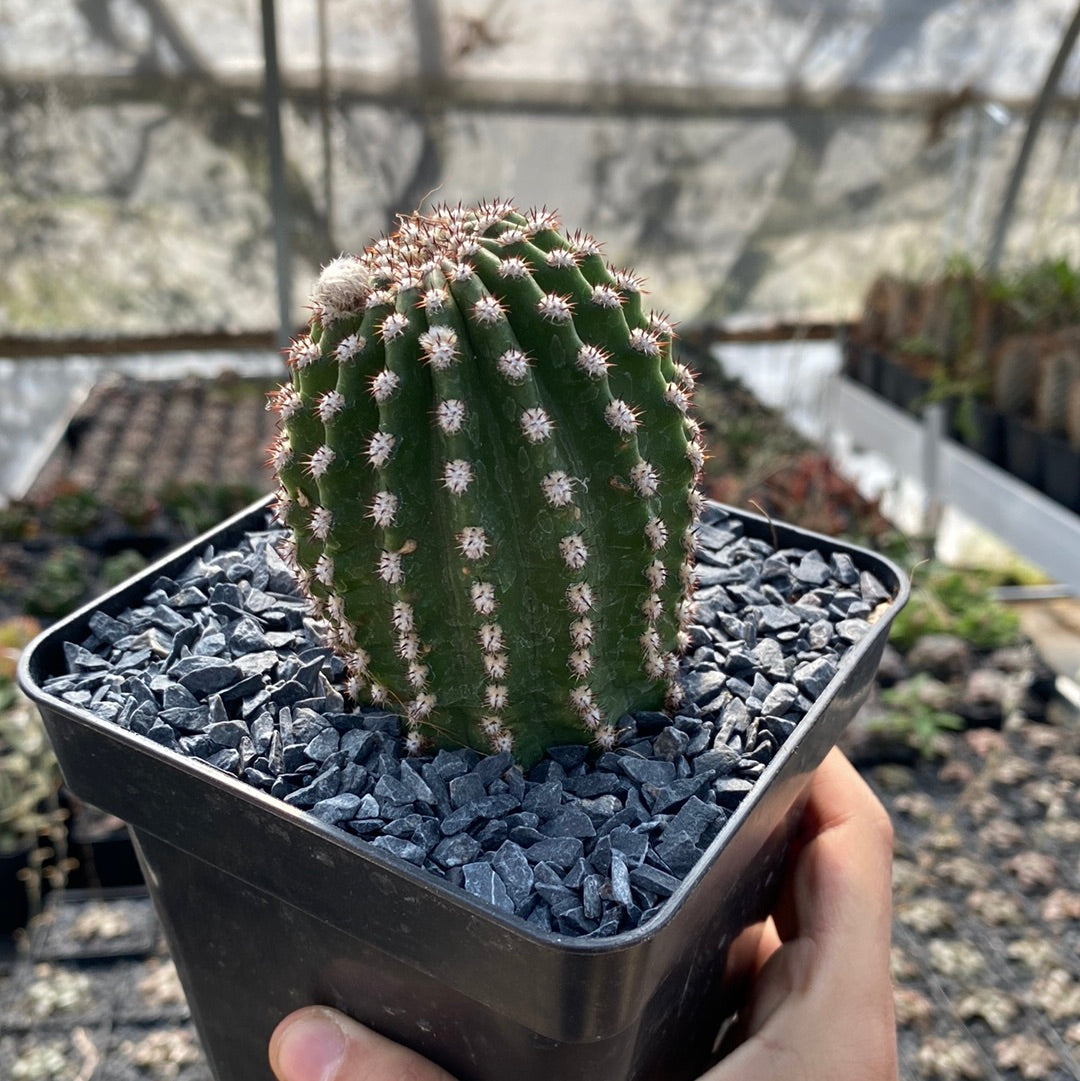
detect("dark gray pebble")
[607,825,649,869]
[522,780,562,819]
[462,863,514,914]
[544,745,590,770]
[693,746,739,778]
[756,604,801,632]
[208,719,249,749]
[609,853,633,907]
[525,837,584,870]
[629,864,681,897]
[370,836,427,866]
[760,682,799,716]
[311,793,362,824]
[794,656,838,698]
[440,794,520,836]
[492,841,534,907]
[713,777,756,809]
[829,552,859,585]
[539,808,596,840]
[449,772,487,808]
[653,726,690,761]
[618,758,676,787]
[431,833,482,869]
[170,656,242,697]
[837,618,872,644]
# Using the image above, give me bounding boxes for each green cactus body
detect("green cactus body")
[268,202,703,766]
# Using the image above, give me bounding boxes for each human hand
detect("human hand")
[269,749,897,1081]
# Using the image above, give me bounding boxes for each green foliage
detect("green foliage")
[0,500,36,543]
[889,563,1021,653]
[101,549,149,589]
[997,257,1080,331]
[0,683,62,856]
[45,486,103,537]
[24,546,91,617]
[271,202,703,765]
[111,476,160,530]
[157,480,262,537]
[895,335,942,361]
[872,675,966,760]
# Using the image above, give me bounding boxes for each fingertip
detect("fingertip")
[270,1006,458,1081]
[270,1007,347,1081]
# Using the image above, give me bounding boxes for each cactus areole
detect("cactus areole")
[269,201,704,767]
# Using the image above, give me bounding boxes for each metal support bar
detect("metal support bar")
[260,0,293,351]
[987,2,1080,272]
[921,402,946,538]
[316,0,336,255]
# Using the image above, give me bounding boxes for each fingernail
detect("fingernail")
[273,1009,347,1081]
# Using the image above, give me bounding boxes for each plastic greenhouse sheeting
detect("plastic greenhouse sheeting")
[3,0,1080,337]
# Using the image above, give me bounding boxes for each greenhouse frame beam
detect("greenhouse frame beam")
[7,69,1080,123]
[987,2,1080,272]
[259,0,292,351]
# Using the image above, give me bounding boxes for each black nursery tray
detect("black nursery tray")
[19,497,906,1081]
[30,887,158,962]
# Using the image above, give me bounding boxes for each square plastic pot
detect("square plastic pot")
[0,849,32,935]
[1041,433,1080,513]
[19,499,907,1081]
[1002,415,1045,491]
[950,398,1006,467]
[876,355,929,415]
[845,342,885,395]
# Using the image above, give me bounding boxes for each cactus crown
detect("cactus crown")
[269,201,704,767]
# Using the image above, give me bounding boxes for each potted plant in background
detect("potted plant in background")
[1,618,67,935]
[848,258,1080,511]
[20,201,906,1081]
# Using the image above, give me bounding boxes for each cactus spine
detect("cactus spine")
[269,202,703,767]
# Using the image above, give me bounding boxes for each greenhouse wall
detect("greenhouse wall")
[3,0,1080,339]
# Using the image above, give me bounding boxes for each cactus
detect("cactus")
[268,201,703,767]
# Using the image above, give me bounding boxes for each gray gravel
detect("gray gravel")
[43,505,891,937]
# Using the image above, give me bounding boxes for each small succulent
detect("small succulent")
[24,545,90,618]
[0,686,62,856]
[269,201,704,766]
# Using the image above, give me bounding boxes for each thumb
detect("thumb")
[270,1006,457,1081]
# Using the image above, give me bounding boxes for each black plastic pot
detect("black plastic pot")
[29,886,158,962]
[64,795,144,891]
[1041,433,1080,514]
[877,355,929,415]
[0,849,31,935]
[19,500,906,1081]
[1002,416,1045,490]
[950,399,1006,467]
[846,343,885,395]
